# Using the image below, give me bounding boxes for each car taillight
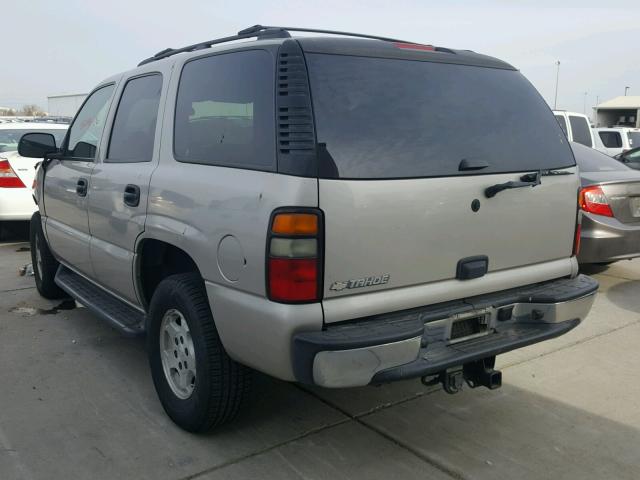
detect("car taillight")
[267,210,322,303]
[0,159,26,188]
[579,185,613,217]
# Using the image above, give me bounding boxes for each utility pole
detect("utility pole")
[554,61,560,109]
[583,92,588,115]
[625,86,630,96]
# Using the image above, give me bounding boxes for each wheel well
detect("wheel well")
[137,239,200,308]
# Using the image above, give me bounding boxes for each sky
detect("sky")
[3,0,640,115]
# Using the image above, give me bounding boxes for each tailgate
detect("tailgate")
[601,181,640,223]
[305,49,579,323]
[320,170,577,300]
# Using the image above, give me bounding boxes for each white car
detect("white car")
[594,127,640,157]
[552,110,596,148]
[0,123,67,228]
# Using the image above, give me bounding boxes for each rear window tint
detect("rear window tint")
[571,142,628,172]
[108,74,162,163]
[307,54,574,179]
[569,116,593,147]
[173,50,275,170]
[599,131,622,148]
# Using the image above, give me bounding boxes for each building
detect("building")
[47,93,88,117]
[593,96,640,128]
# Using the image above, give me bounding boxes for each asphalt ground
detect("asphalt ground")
[1,226,638,480]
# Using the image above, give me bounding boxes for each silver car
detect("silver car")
[573,142,640,264]
[19,25,597,432]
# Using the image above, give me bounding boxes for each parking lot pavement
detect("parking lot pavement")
[1,234,640,480]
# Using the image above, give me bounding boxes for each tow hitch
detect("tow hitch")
[421,357,502,394]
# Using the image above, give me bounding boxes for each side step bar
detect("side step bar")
[54,266,145,336]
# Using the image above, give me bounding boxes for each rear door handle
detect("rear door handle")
[124,184,140,207]
[76,178,88,197]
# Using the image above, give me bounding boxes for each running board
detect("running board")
[54,266,145,336]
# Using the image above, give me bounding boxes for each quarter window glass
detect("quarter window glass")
[108,74,163,163]
[627,132,640,148]
[568,116,592,147]
[174,50,275,169]
[555,115,568,136]
[65,85,114,159]
[599,131,622,148]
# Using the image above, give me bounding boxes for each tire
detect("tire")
[30,213,66,299]
[147,272,251,432]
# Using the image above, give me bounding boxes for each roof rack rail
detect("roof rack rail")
[138,24,414,66]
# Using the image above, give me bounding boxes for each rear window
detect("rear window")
[307,54,574,179]
[599,131,622,148]
[568,116,593,147]
[571,142,629,172]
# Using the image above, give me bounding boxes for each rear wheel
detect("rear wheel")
[147,272,251,432]
[30,213,66,299]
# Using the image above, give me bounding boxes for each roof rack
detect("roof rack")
[138,24,414,66]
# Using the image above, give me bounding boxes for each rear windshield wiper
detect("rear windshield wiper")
[485,168,573,198]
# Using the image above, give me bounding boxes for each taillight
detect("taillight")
[267,210,322,303]
[0,159,26,188]
[579,186,613,217]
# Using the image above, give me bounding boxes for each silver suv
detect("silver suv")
[19,25,598,432]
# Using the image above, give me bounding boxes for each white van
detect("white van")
[594,127,640,157]
[553,111,595,148]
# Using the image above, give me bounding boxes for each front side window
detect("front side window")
[107,74,163,163]
[569,116,593,147]
[65,85,115,159]
[307,54,574,179]
[599,131,622,148]
[174,50,275,169]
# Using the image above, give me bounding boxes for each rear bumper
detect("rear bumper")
[0,187,36,221]
[293,274,598,388]
[578,212,640,264]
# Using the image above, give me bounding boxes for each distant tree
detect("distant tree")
[19,104,46,116]
[0,108,16,116]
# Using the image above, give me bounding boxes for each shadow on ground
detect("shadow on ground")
[0,220,30,243]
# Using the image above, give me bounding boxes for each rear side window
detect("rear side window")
[627,132,640,148]
[555,115,568,136]
[599,131,622,148]
[568,116,592,147]
[307,54,574,179]
[108,74,163,163]
[174,50,275,170]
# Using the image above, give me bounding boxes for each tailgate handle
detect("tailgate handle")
[456,256,488,280]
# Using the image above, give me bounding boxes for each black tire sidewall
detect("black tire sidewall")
[147,275,217,432]
[30,212,64,299]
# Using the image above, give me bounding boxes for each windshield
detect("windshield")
[0,128,67,153]
[571,142,629,172]
[627,132,640,148]
[307,54,575,179]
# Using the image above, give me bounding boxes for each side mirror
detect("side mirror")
[18,132,57,158]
